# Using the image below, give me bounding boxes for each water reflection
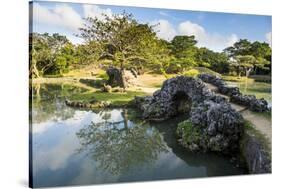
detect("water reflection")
[152,117,247,177]
[226,81,272,104]
[76,109,168,175]
[31,83,87,124]
[31,84,247,187]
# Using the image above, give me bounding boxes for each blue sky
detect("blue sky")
[31,1,271,52]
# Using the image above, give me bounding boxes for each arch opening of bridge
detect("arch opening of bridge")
[172,91,192,115]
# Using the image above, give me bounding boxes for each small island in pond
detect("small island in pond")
[29,1,272,188]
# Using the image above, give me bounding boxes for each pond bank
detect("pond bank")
[30,83,247,187]
[199,74,271,173]
[33,74,271,175]
[134,74,271,174]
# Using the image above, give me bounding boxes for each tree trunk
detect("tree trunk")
[245,67,253,78]
[120,68,127,89]
[30,59,40,78]
[237,66,241,78]
[121,109,129,130]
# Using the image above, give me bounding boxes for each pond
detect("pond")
[226,80,272,105]
[30,84,247,188]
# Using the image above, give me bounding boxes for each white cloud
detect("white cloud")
[33,3,237,51]
[83,4,113,21]
[266,32,272,47]
[152,19,177,41]
[178,21,206,41]
[33,3,83,32]
[33,3,114,44]
[178,20,238,51]
[226,34,239,46]
[152,19,238,51]
[159,11,169,17]
[33,135,80,172]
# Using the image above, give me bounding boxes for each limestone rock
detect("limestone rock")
[189,100,244,153]
[106,67,137,88]
[198,74,269,112]
[241,129,271,173]
[136,76,213,121]
[135,75,244,154]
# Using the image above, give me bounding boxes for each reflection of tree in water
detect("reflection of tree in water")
[152,116,247,176]
[31,84,86,124]
[76,109,168,175]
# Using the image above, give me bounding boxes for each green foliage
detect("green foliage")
[76,109,167,175]
[97,73,109,80]
[75,41,100,66]
[53,56,67,74]
[196,47,229,73]
[29,33,76,77]
[193,67,221,77]
[224,39,252,57]
[183,69,200,77]
[164,36,198,73]
[29,12,271,79]
[78,12,167,71]
[224,39,272,76]
[170,35,197,57]
[177,120,202,145]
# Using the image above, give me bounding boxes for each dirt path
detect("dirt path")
[241,110,272,143]
[205,82,272,145]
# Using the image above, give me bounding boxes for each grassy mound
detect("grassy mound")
[193,67,221,77]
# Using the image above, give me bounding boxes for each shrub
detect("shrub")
[96,71,109,80]
[176,120,201,145]
[183,69,200,77]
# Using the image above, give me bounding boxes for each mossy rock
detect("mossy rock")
[176,120,203,151]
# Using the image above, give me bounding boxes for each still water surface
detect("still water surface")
[226,81,272,105]
[30,84,247,188]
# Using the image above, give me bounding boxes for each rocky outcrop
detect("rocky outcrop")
[177,99,244,154]
[106,67,137,88]
[135,76,215,121]
[198,74,269,112]
[240,129,271,174]
[65,99,111,109]
[135,76,244,154]
[231,94,269,112]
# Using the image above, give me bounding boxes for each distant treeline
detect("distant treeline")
[29,12,271,78]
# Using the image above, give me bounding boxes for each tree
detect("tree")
[170,35,197,57]
[29,33,75,77]
[224,39,252,57]
[76,109,167,175]
[249,41,271,74]
[234,55,256,77]
[196,48,229,73]
[75,41,100,66]
[167,35,198,73]
[78,12,161,88]
[224,39,271,76]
